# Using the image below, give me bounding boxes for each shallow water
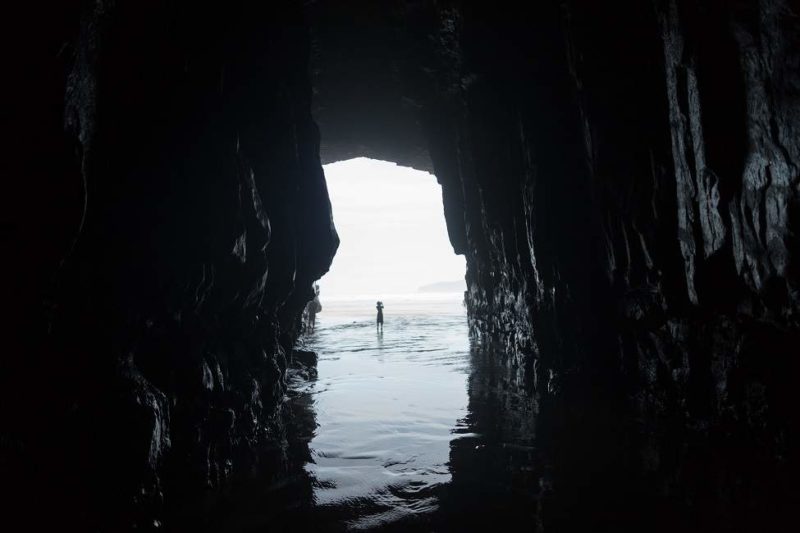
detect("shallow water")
[208,296,794,533]
[285,296,540,531]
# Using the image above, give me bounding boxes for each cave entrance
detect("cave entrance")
[313,157,466,324]
[295,159,472,528]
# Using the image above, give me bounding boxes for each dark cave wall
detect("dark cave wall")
[421,0,800,528]
[2,0,799,530]
[306,1,800,526]
[3,1,337,529]
[309,0,440,172]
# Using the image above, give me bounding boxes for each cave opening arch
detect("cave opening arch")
[316,157,466,305]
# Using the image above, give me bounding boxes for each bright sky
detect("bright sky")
[319,158,466,299]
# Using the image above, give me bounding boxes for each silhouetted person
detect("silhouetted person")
[306,284,321,333]
[376,301,384,332]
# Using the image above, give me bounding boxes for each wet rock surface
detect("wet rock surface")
[3,1,337,530]
[3,0,800,530]
[311,0,800,529]
[431,1,800,530]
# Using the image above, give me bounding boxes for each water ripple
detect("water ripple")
[292,298,469,529]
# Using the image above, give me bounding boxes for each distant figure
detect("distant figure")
[306,284,322,333]
[376,300,384,332]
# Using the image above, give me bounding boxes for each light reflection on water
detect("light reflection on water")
[210,296,789,532]
[287,295,539,531]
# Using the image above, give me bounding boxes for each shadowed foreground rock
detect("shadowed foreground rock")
[2,0,799,531]
[2,1,337,529]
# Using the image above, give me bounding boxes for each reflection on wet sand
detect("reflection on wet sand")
[276,301,545,532]
[292,310,469,531]
[203,297,699,531]
[202,308,652,532]
[438,346,541,531]
[205,297,795,532]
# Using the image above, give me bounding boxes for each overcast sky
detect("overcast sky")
[318,158,466,299]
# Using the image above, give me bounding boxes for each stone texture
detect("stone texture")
[309,0,800,528]
[416,1,800,529]
[3,0,799,530]
[3,1,337,530]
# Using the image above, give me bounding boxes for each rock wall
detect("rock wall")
[303,1,799,527]
[3,0,799,530]
[309,0,438,172]
[421,0,800,529]
[2,1,337,529]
